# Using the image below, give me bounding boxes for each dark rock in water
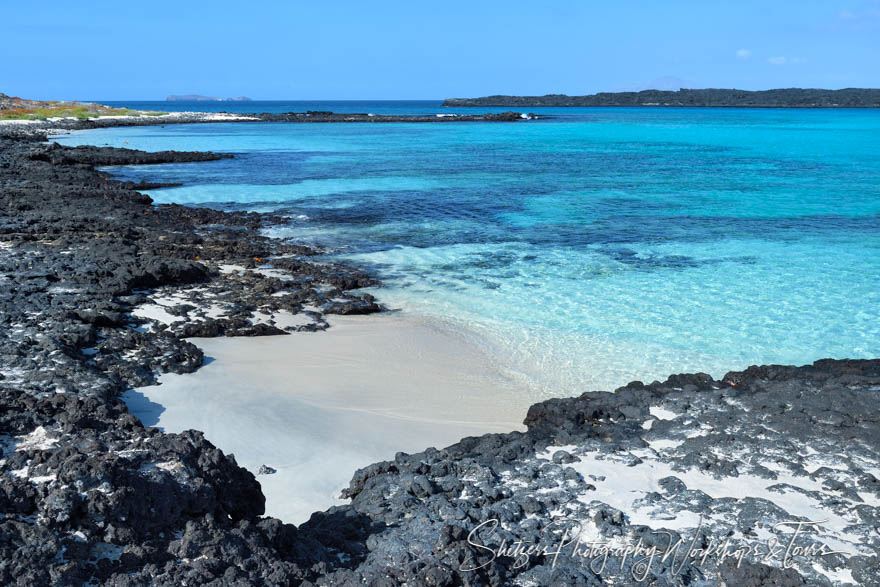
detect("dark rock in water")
[0,106,533,135]
[258,465,277,475]
[29,142,233,166]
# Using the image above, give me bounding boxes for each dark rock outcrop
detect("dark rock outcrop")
[0,128,383,585]
[444,88,880,108]
[329,359,880,585]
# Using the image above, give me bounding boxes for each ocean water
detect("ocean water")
[55,106,880,395]
[100,100,514,116]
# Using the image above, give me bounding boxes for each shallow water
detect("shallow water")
[56,105,880,395]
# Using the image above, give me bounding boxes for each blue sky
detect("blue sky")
[2,0,878,100]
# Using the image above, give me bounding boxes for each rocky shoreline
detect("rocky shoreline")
[1,125,877,585]
[0,109,534,134]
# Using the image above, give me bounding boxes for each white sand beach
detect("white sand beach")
[124,313,533,523]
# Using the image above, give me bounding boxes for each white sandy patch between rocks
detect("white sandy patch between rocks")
[648,406,679,421]
[537,445,870,557]
[132,303,184,326]
[125,313,533,523]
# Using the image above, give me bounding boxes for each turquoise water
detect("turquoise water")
[55,107,880,394]
[101,100,516,115]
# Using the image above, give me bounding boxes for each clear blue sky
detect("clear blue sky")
[2,0,878,100]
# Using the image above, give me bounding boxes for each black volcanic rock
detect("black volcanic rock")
[328,359,880,586]
[0,128,384,584]
[29,142,233,165]
[0,108,533,134]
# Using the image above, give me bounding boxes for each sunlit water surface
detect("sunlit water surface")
[56,105,880,395]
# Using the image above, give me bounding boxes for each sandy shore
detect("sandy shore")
[124,313,533,523]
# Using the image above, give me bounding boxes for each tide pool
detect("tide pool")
[55,106,880,394]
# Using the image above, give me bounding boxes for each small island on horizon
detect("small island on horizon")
[444,87,880,108]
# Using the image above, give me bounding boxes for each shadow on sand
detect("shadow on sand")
[121,388,167,428]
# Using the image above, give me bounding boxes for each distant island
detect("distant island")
[444,88,880,108]
[167,95,252,102]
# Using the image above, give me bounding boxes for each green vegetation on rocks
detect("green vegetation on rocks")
[0,93,165,120]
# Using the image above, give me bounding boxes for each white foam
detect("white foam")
[0,119,43,126]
